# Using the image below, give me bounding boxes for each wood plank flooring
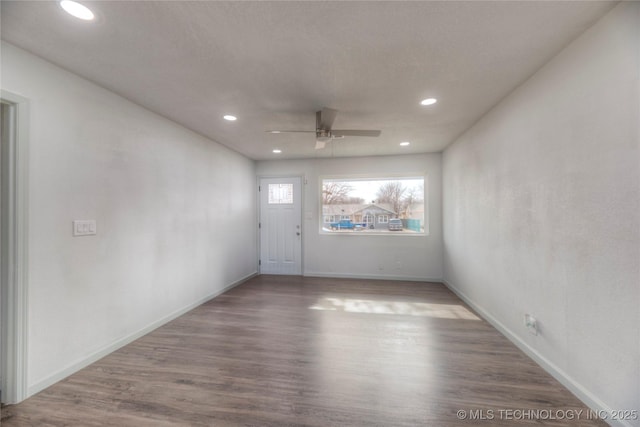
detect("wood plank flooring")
[1,275,606,426]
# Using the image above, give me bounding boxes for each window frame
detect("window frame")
[319,173,428,236]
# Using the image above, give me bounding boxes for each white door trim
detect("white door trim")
[1,90,29,404]
[257,175,304,275]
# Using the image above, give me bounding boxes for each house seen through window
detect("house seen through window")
[321,176,426,234]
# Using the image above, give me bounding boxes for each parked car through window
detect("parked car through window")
[388,218,403,231]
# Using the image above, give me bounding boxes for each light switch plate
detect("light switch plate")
[73,220,97,236]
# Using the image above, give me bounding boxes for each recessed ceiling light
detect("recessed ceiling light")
[400,141,411,146]
[272,149,282,154]
[223,115,237,121]
[420,98,437,106]
[60,0,95,21]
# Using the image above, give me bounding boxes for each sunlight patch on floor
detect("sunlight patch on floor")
[309,297,480,320]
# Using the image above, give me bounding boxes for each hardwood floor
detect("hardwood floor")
[1,275,606,426]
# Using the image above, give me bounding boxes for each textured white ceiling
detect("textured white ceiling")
[1,1,615,160]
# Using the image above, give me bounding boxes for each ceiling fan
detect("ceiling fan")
[266,108,381,149]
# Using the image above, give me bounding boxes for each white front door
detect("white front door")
[259,177,302,275]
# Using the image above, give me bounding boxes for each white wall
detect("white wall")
[0,42,257,396]
[257,154,442,281]
[443,3,639,425]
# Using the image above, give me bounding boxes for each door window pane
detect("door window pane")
[268,183,293,204]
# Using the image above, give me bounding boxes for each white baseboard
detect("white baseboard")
[442,278,632,427]
[27,272,258,398]
[304,271,443,283]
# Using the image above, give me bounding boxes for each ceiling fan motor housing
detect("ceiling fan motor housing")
[316,129,332,141]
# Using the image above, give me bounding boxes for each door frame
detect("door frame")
[257,175,304,275]
[1,90,29,404]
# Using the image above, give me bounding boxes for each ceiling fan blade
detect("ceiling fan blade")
[315,140,327,150]
[319,108,338,130]
[265,130,315,134]
[331,129,381,137]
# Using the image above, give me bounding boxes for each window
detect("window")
[321,175,426,234]
[268,183,293,204]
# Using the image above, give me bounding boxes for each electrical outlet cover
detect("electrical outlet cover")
[524,314,538,335]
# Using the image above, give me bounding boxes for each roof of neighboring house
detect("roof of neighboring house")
[323,203,396,216]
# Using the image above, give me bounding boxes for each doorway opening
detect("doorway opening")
[1,91,29,404]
